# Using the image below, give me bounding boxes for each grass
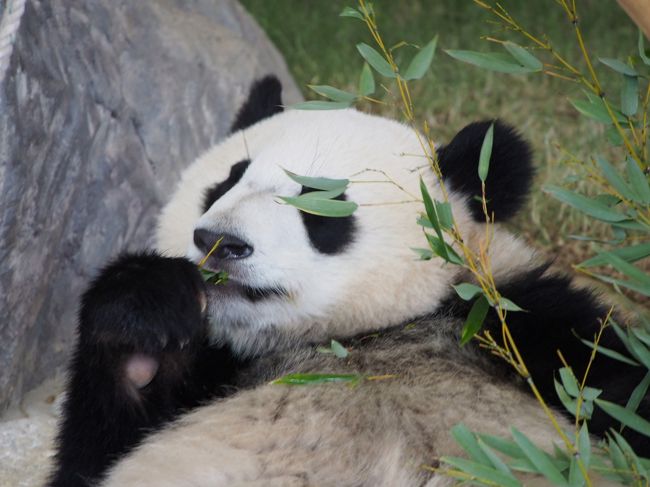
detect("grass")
[241,0,639,268]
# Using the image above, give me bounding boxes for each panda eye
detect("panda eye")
[201,159,251,213]
[298,186,356,255]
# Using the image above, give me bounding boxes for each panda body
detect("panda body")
[48,77,648,487]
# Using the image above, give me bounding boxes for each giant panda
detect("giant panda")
[48,76,649,487]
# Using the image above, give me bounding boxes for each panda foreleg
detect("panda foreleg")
[47,252,241,487]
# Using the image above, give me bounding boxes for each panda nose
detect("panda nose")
[193,229,254,260]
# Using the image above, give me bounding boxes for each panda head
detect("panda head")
[157,76,536,356]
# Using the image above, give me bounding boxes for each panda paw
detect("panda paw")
[79,252,208,357]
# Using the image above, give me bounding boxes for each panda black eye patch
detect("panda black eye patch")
[299,186,356,255]
[201,159,251,213]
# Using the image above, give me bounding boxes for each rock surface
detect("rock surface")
[0,0,301,413]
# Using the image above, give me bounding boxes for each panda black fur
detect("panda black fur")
[48,76,649,487]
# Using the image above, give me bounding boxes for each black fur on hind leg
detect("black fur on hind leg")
[48,252,243,487]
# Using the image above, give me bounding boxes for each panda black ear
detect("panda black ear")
[436,120,534,222]
[230,75,284,133]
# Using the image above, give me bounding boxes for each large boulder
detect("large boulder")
[0,0,301,412]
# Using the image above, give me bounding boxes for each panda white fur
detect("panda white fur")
[48,77,649,487]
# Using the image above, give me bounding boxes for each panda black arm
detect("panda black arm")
[470,265,650,455]
[48,252,242,487]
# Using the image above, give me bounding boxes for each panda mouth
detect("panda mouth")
[241,285,288,302]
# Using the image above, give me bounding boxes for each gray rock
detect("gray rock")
[0,0,301,412]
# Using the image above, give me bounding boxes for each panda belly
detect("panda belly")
[101,318,566,487]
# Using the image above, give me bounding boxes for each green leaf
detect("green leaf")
[278,196,358,217]
[596,399,650,437]
[292,100,351,110]
[460,295,489,345]
[271,373,361,385]
[356,43,396,78]
[298,188,346,200]
[451,424,492,466]
[403,36,438,80]
[570,98,625,124]
[639,29,650,66]
[598,252,650,287]
[453,283,484,301]
[478,123,494,182]
[503,42,543,71]
[554,379,579,417]
[580,337,640,366]
[308,85,357,103]
[330,339,349,359]
[477,433,525,459]
[498,297,525,312]
[411,247,434,260]
[282,169,349,191]
[606,127,624,146]
[358,63,375,96]
[477,438,516,477]
[425,233,464,265]
[626,157,650,204]
[621,75,639,117]
[599,57,638,76]
[339,6,364,20]
[578,243,650,267]
[544,185,627,222]
[627,331,650,369]
[626,371,650,414]
[434,201,454,230]
[592,273,650,296]
[594,156,636,201]
[577,421,591,468]
[441,456,522,487]
[567,457,584,487]
[610,431,648,477]
[607,438,634,484]
[446,49,537,74]
[199,268,229,285]
[511,427,569,486]
[559,367,580,397]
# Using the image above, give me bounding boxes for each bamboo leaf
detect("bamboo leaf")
[498,297,525,312]
[446,49,537,73]
[511,427,569,486]
[403,36,438,80]
[598,252,650,287]
[559,367,580,397]
[621,74,639,117]
[626,371,650,414]
[358,62,375,96]
[330,339,349,359]
[292,100,351,110]
[308,85,357,103]
[451,424,492,466]
[570,98,625,124]
[479,123,494,182]
[580,337,640,366]
[278,196,357,217]
[594,156,636,201]
[554,379,579,417]
[579,242,650,269]
[356,43,396,78]
[425,234,464,265]
[453,283,484,301]
[503,42,543,71]
[626,157,650,204]
[544,185,627,222]
[271,373,361,385]
[477,438,516,477]
[339,6,364,20]
[577,422,591,468]
[599,57,638,76]
[596,399,650,437]
[477,433,525,459]
[460,295,489,345]
[411,247,434,260]
[282,169,349,191]
[441,456,522,487]
[298,188,346,200]
[639,29,650,66]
